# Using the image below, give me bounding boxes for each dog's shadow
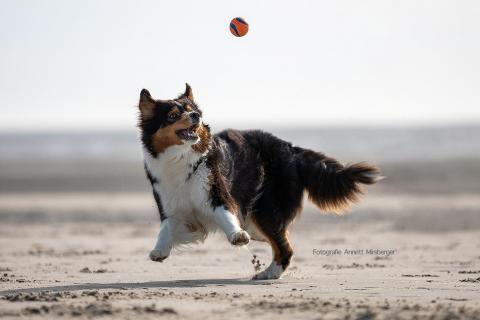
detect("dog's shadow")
[0,278,275,295]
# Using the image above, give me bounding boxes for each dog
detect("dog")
[138,84,381,280]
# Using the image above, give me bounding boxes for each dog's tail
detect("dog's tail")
[294,146,382,213]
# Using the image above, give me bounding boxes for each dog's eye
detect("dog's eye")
[168,113,179,122]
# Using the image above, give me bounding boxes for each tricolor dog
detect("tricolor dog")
[138,84,381,280]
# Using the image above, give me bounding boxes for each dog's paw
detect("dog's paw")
[252,263,284,280]
[149,249,169,262]
[228,230,250,246]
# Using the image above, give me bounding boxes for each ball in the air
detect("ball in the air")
[230,17,249,37]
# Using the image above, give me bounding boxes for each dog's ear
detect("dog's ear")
[139,89,155,119]
[183,83,194,101]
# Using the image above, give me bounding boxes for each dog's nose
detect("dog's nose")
[190,112,200,124]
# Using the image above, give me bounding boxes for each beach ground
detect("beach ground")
[1,194,479,319]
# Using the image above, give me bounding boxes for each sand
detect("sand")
[1,129,480,319]
[1,195,480,319]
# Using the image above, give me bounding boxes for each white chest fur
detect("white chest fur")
[144,146,248,257]
[143,146,213,222]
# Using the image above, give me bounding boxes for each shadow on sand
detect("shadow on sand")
[0,278,275,295]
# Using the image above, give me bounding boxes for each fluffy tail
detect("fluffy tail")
[294,147,382,213]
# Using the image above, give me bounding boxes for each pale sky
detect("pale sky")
[1,0,479,131]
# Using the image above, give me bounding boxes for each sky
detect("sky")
[1,0,479,131]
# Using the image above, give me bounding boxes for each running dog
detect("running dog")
[138,84,381,280]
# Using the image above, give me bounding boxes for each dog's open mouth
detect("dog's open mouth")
[176,125,199,141]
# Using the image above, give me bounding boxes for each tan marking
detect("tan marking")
[308,191,359,214]
[185,222,198,232]
[250,216,291,266]
[152,114,193,154]
[185,219,208,238]
[272,242,282,264]
[271,232,292,265]
[184,104,193,112]
[191,124,211,154]
[168,106,180,118]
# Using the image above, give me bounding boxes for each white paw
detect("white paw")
[149,249,169,262]
[253,262,284,280]
[228,230,250,246]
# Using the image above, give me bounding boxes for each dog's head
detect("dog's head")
[138,84,210,156]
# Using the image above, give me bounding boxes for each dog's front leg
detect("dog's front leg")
[213,207,250,246]
[149,218,174,262]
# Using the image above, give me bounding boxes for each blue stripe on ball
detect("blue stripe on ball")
[235,17,248,25]
[230,22,240,36]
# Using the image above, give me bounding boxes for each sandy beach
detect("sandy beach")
[1,200,480,319]
[0,128,479,319]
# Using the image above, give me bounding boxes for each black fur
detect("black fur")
[144,164,166,221]
[294,147,380,212]
[208,129,380,270]
[211,129,380,219]
[138,86,381,276]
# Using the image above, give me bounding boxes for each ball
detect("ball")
[230,17,249,37]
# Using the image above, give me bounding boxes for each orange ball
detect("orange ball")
[230,17,249,37]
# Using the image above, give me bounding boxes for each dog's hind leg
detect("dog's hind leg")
[252,226,293,280]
